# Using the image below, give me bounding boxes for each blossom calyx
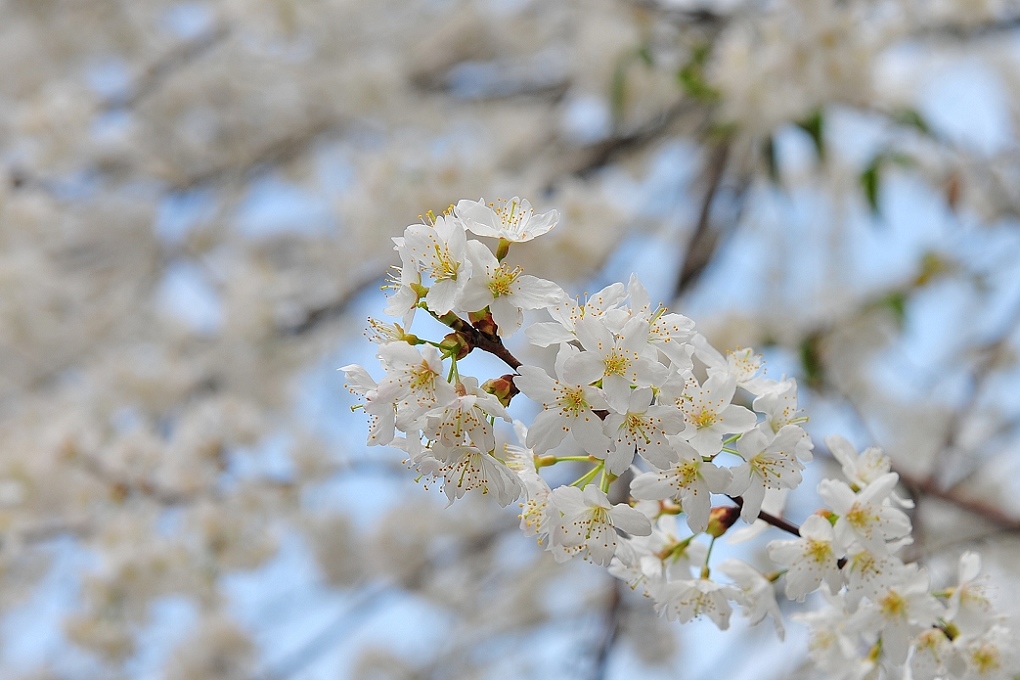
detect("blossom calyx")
[469,309,499,337]
[481,374,519,408]
[439,332,472,360]
[495,238,511,261]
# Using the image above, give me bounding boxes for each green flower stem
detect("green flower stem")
[701,535,717,579]
[571,463,604,489]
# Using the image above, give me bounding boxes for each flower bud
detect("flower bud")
[439,332,471,360]
[705,505,740,538]
[481,373,519,407]
[469,309,498,337]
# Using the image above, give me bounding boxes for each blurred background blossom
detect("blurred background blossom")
[1,0,1020,678]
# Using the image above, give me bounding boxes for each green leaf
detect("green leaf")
[878,291,907,329]
[611,45,655,126]
[796,109,825,161]
[676,43,718,103]
[886,151,915,168]
[610,57,629,126]
[860,159,881,216]
[636,45,653,67]
[858,150,914,217]
[762,135,780,183]
[891,108,931,136]
[799,333,825,389]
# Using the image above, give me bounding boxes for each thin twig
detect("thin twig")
[913,14,1020,40]
[674,142,730,298]
[727,495,801,537]
[895,470,1020,532]
[589,580,624,680]
[566,100,698,180]
[105,24,233,111]
[172,116,343,190]
[279,272,386,336]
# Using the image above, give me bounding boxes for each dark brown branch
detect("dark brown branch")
[727,495,801,537]
[724,495,853,568]
[76,452,198,506]
[437,312,523,371]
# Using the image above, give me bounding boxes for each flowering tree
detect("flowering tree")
[1,0,1020,678]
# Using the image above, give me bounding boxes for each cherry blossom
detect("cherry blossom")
[601,387,685,474]
[946,552,996,636]
[525,282,628,348]
[718,559,785,639]
[455,197,559,243]
[651,577,740,630]
[727,424,806,523]
[502,423,555,541]
[430,444,525,507]
[548,485,651,566]
[847,566,943,665]
[344,194,1017,680]
[402,214,470,314]
[662,371,756,456]
[421,376,509,452]
[753,378,803,434]
[624,275,696,368]
[692,336,771,395]
[375,342,457,428]
[842,548,908,610]
[339,363,397,446]
[630,438,731,533]
[457,240,566,337]
[819,473,911,554]
[767,514,842,601]
[513,359,611,456]
[563,315,668,412]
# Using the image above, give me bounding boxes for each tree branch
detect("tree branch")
[674,142,730,298]
[434,311,523,371]
[104,24,233,111]
[896,470,1020,532]
[727,495,801,537]
[589,579,624,680]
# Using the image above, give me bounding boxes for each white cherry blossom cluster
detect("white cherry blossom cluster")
[343,198,1017,680]
[782,437,1018,680]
